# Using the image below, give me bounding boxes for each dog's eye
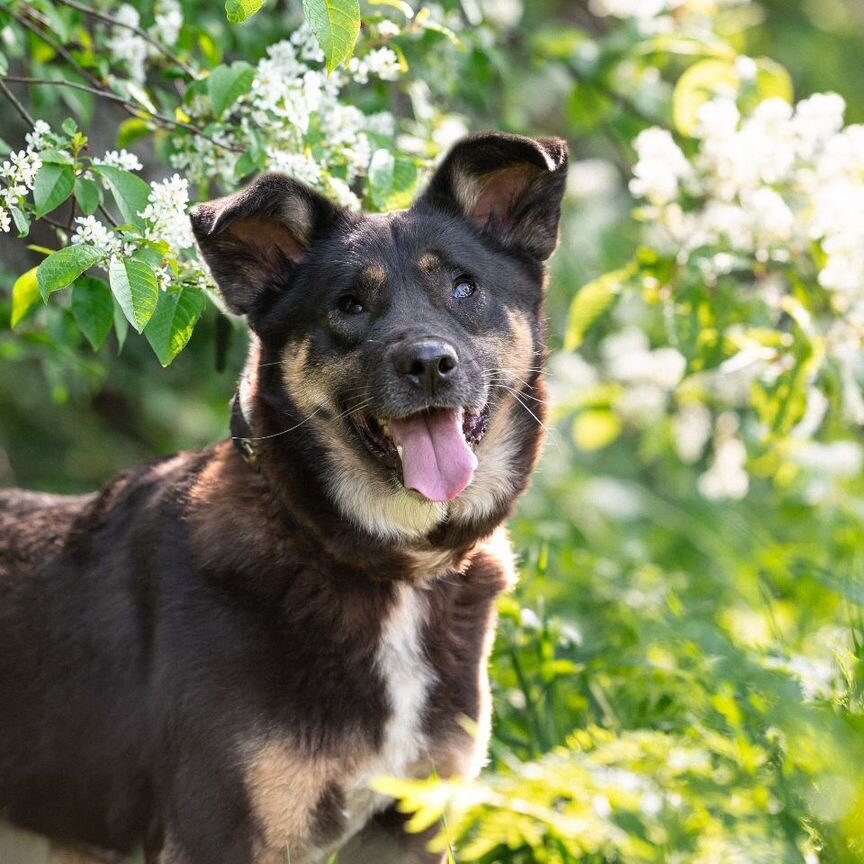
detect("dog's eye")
[337,295,365,315]
[452,278,476,300]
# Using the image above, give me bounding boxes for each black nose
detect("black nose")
[394,338,459,393]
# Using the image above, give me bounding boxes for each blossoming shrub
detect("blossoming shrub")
[1,0,863,862]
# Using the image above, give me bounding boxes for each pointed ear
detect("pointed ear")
[190,174,346,315]
[419,132,569,261]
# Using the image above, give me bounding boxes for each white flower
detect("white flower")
[107,5,149,85]
[139,174,194,250]
[792,440,864,478]
[364,47,401,80]
[629,128,693,206]
[0,206,11,233]
[24,120,51,152]
[589,0,672,19]
[325,176,360,211]
[71,216,123,255]
[698,413,749,500]
[94,149,143,172]
[265,149,322,186]
[150,0,183,47]
[793,92,846,158]
[674,403,713,463]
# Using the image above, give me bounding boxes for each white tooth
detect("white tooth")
[396,444,404,462]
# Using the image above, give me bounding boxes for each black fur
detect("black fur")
[0,132,568,864]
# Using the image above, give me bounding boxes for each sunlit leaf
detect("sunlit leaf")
[37,245,105,300]
[109,256,159,332]
[11,267,41,328]
[302,0,361,73]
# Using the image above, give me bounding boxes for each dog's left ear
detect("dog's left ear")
[190,173,346,315]
[419,132,569,261]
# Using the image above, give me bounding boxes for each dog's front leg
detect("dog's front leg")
[335,806,447,864]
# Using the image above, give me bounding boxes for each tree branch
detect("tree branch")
[1,76,243,154]
[51,0,200,80]
[0,78,36,128]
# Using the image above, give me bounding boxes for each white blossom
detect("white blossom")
[71,216,123,255]
[150,0,183,47]
[107,5,148,85]
[24,120,51,151]
[266,149,322,186]
[698,414,749,500]
[139,174,194,250]
[674,403,713,463]
[629,129,692,206]
[0,206,11,233]
[94,149,143,172]
[364,47,401,80]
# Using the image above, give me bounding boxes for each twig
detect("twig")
[13,6,104,90]
[1,76,244,154]
[51,0,199,80]
[0,78,35,128]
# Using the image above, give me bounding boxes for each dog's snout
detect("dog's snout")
[394,338,460,393]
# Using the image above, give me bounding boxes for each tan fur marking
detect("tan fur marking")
[452,309,536,525]
[361,264,387,286]
[244,742,334,863]
[417,252,441,272]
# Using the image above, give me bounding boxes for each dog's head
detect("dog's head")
[191,133,567,543]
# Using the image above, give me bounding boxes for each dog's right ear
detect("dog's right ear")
[190,174,346,315]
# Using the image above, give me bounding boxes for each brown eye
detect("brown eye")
[338,295,365,315]
[453,277,476,299]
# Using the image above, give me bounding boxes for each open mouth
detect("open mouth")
[349,405,490,502]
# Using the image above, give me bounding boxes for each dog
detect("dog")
[0,131,568,864]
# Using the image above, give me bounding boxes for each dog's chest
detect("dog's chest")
[340,582,435,835]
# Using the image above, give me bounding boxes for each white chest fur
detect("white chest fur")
[340,582,435,840]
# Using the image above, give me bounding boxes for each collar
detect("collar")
[230,392,259,470]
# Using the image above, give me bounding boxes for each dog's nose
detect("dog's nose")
[394,338,459,393]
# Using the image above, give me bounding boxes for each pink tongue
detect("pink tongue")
[390,409,478,502]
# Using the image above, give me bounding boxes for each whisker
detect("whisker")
[235,398,373,442]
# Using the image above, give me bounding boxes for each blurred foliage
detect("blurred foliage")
[2,0,864,862]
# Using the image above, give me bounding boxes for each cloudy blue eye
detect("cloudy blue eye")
[453,278,476,299]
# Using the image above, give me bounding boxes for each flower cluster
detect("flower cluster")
[589,0,751,23]
[0,131,47,234]
[171,21,405,204]
[619,85,864,498]
[632,90,864,310]
[106,0,184,84]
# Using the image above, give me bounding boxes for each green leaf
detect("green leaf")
[673,58,738,136]
[10,206,30,238]
[74,176,102,216]
[109,256,159,332]
[368,149,419,211]
[302,0,361,73]
[96,165,151,230]
[37,245,105,300]
[11,267,41,328]
[564,265,634,351]
[72,277,114,350]
[144,287,206,366]
[113,299,129,352]
[208,61,255,118]
[225,0,266,24]
[33,163,75,218]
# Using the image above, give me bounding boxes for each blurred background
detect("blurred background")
[1,0,864,860]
